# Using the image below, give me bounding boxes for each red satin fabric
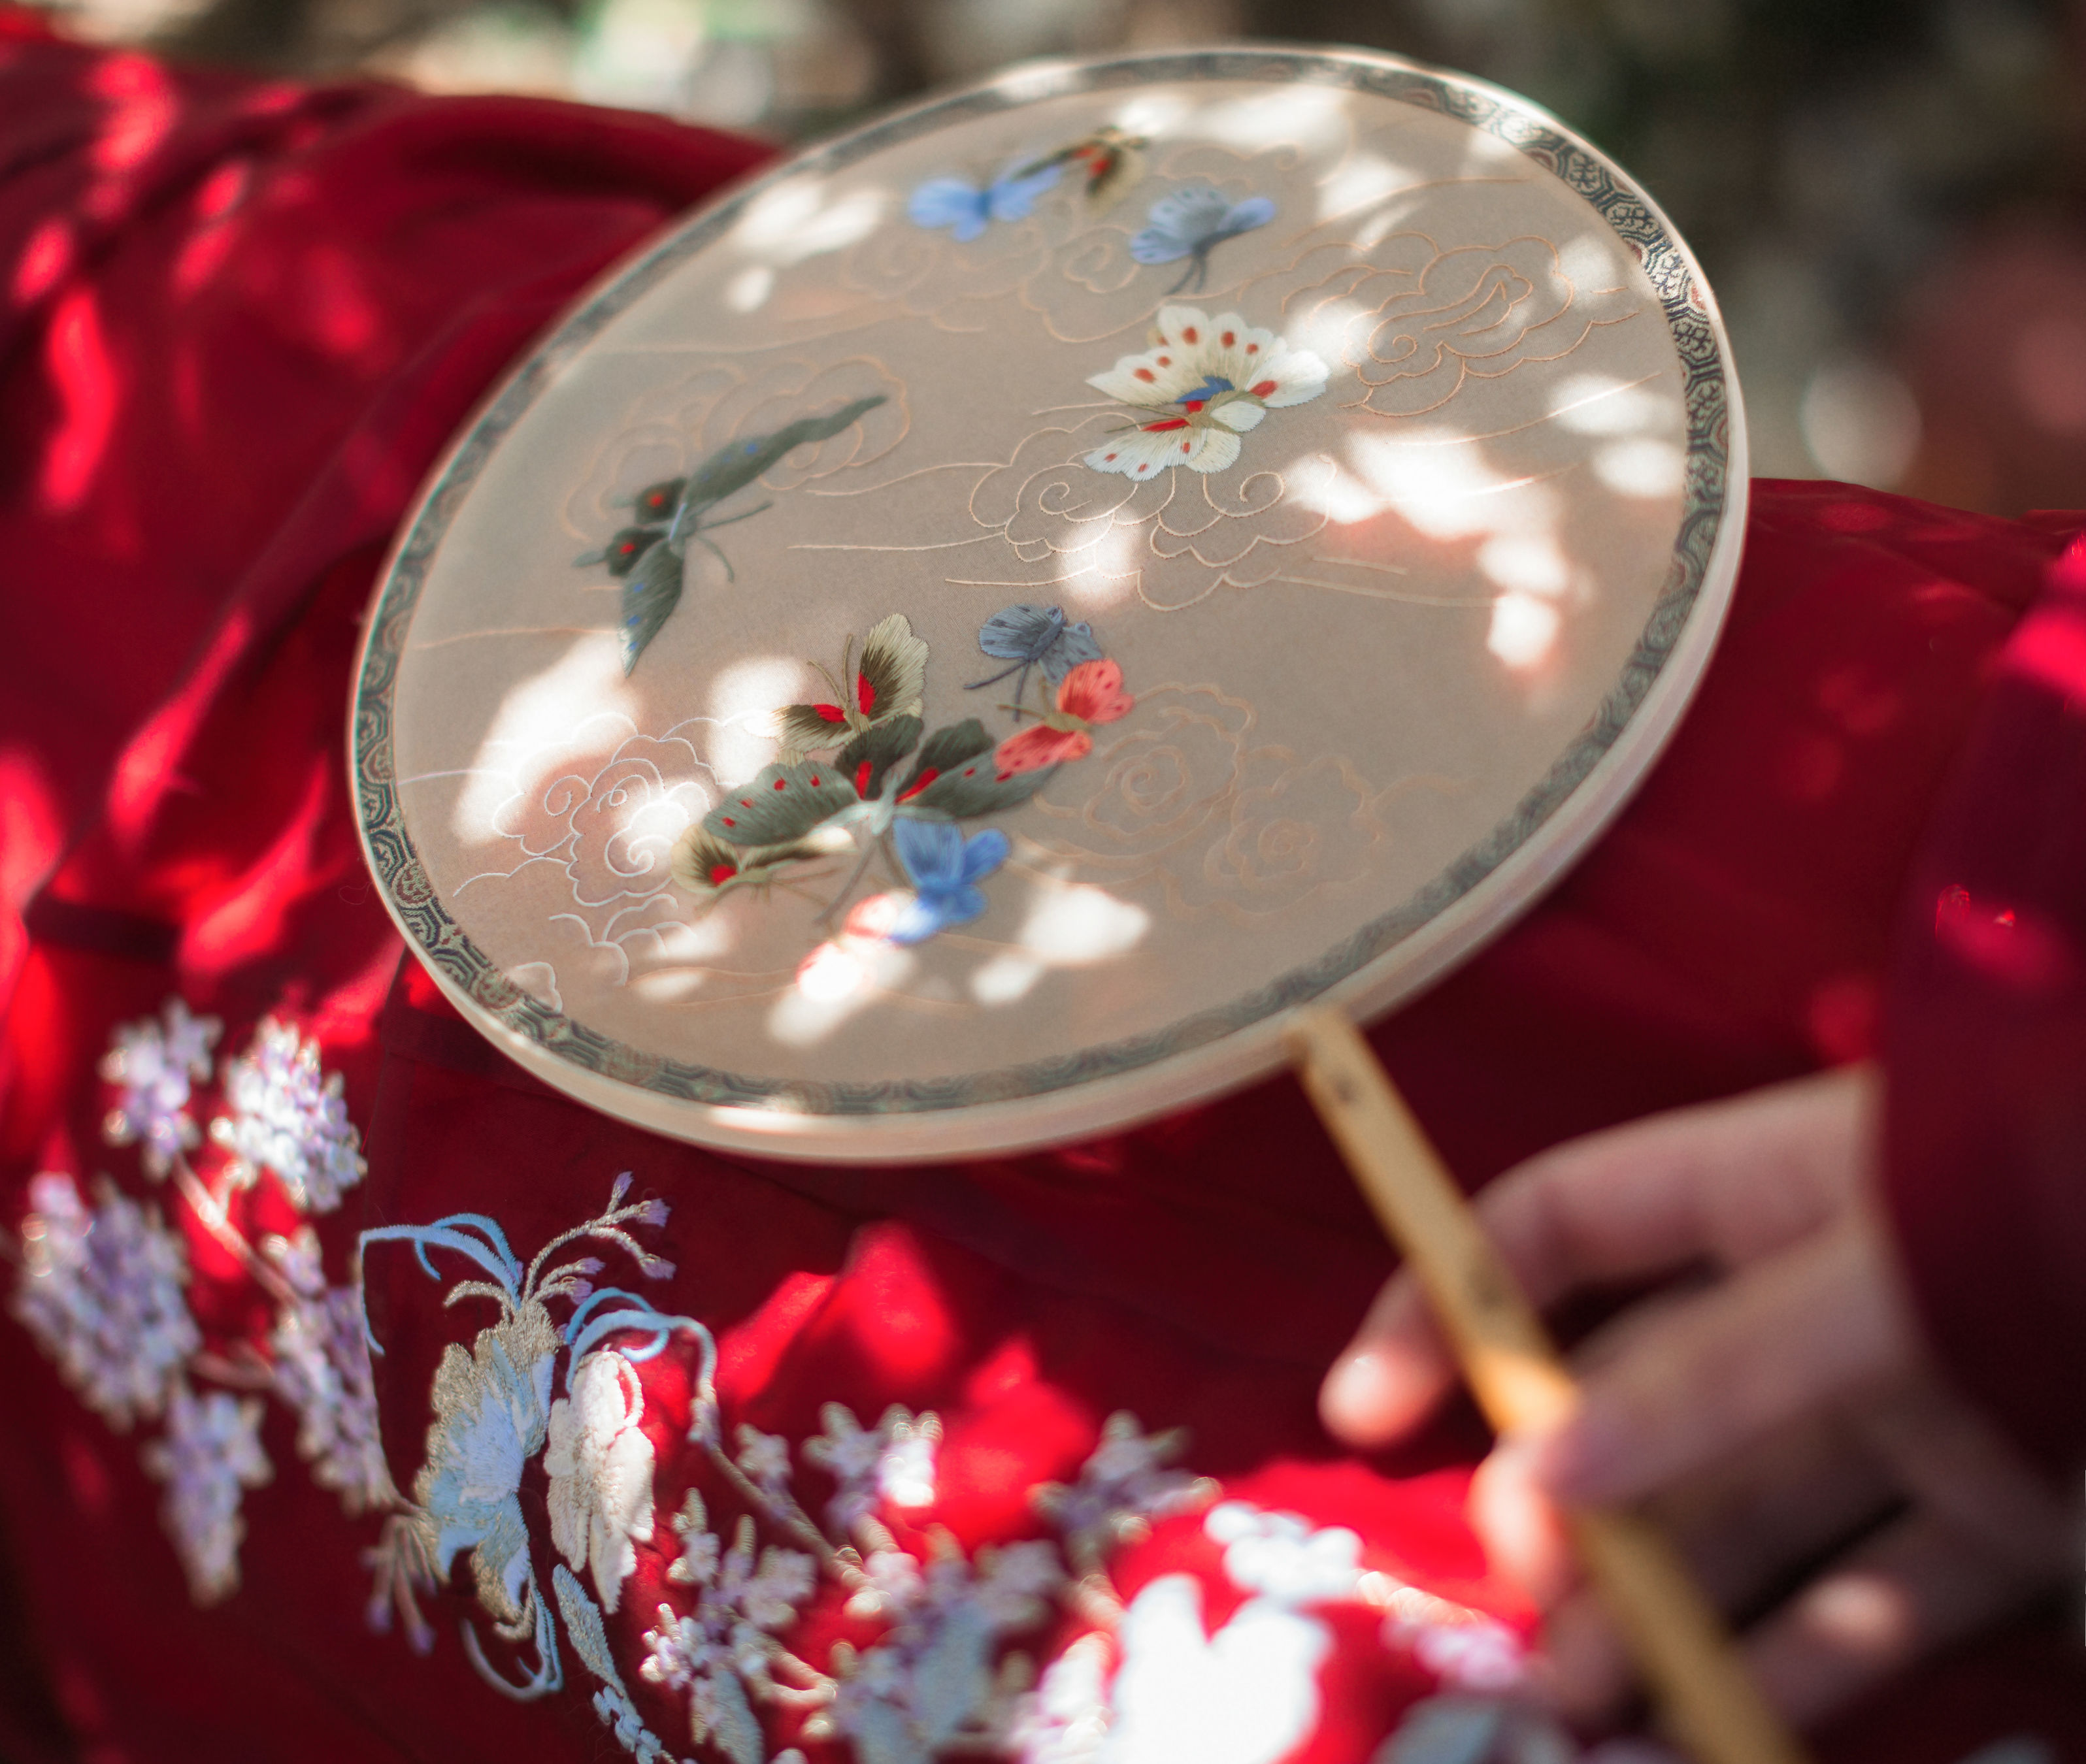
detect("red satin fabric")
[1883,533,2086,1478]
[0,24,2082,1764]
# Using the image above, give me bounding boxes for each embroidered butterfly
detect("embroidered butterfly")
[576,394,886,674]
[966,604,1104,719]
[774,615,931,761]
[1082,306,1330,481]
[1129,186,1276,295]
[907,161,1063,243]
[1010,124,1147,210]
[993,659,1135,777]
[887,820,1011,944]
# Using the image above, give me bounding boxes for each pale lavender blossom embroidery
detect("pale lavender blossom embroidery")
[735,1423,793,1496]
[100,998,220,1178]
[645,1488,818,1761]
[829,1537,1063,1764]
[142,1380,273,1604]
[1033,1411,1213,1569]
[212,1017,365,1212]
[266,1228,392,1514]
[803,1401,940,1533]
[13,1171,199,1429]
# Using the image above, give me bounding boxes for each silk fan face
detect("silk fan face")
[354,46,1747,1160]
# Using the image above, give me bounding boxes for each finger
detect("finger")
[1321,1068,1876,1449]
[1523,1415,1900,1724]
[1468,1434,1578,1607]
[1855,1367,2081,1579]
[1540,1582,1634,1724]
[1528,1218,1909,1507]
[1746,1506,2071,1727]
[1476,1065,1876,1314]
[1319,1267,1448,1445]
[1653,1412,1900,1614]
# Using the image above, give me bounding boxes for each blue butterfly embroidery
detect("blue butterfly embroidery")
[908,161,1064,242]
[966,604,1104,718]
[1130,186,1276,293]
[888,820,1010,944]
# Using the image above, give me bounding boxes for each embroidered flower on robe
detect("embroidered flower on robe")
[1032,1411,1212,1571]
[14,1171,199,1429]
[1103,1571,1333,1764]
[212,1017,366,1212]
[804,1401,942,1532]
[267,1228,392,1515]
[1010,1632,1112,1764]
[100,998,220,1178]
[831,1537,1064,1764]
[545,1349,657,1614]
[1205,1500,1365,1605]
[735,1423,793,1495]
[1397,1620,1531,1695]
[412,1299,561,1629]
[143,1380,273,1605]
[1380,1694,1634,1764]
[1084,306,1328,480]
[645,1490,818,1761]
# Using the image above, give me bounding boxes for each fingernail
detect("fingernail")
[1321,1349,1387,1431]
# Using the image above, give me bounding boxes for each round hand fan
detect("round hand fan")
[352,44,1747,1162]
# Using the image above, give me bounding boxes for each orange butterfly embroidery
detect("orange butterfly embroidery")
[993,660,1134,777]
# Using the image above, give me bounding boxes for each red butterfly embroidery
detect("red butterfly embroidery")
[993,660,1134,777]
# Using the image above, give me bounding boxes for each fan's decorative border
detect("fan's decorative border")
[352,46,1740,1123]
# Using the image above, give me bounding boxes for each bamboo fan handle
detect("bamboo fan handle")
[1286,1007,1811,1764]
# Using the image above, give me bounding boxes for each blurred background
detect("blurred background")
[25,0,2086,513]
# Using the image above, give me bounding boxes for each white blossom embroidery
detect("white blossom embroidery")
[99,998,220,1178]
[1105,1571,1332,1764]
[267,1229,393,1515]
[546,1348,657,1614]
[1009,1633,1111,1764]
[1395,1618,1530,1695]
[142,1380,273,1604]
[212,1016,366,1211]
[1204,1501,1366,1605]
[13,1171,198,1428]
[363,1175,691,1701]
[335,1180,1594,1764]
[803,1401,941,1532]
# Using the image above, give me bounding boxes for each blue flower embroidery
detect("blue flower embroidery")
[908,162,1063,242]
[1130,186,1276,294]
[889,821,1010,943]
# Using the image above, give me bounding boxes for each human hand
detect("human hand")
[1319,1066,2078,1728]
